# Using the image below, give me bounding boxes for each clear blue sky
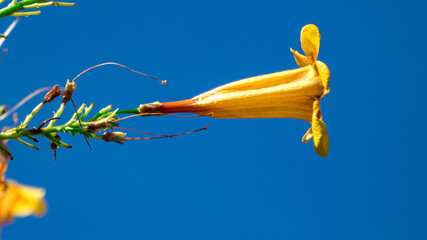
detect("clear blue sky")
[1,0,427,239]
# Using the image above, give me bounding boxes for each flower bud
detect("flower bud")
[88,118,114,133]
[62,80,76,103]
[101,132,127,145]
[138,102,163,115]
[43,85,61,103]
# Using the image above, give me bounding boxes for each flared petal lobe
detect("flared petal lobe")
[301,24,320,63]
[311,100,329,157]
[290,49,310,68]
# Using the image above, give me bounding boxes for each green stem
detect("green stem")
[0,106,150,148]
[90,105,113,121]
[45,133,71,148]
[48,102,65,127]
[19,102,44,129]
[11,10,40,16]
[15,138,39,150]
[0,144,11,157]
[115,109,140,115]
[65,103,86,126]
[0,0,75,19]
[80,103,95,121]
[97,108,139,120]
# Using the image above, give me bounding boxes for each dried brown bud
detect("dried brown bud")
[88,118,114,134]
[138,101,163,115]
[101,132,126,145]
[43,85,61,103]
[50,134,61,151]
[50,141,58,151]
[62,80,77,103]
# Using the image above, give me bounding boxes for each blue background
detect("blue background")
[1,0,427,239]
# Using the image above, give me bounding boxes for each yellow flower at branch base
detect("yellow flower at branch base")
[139,24,331,157]
[0,180,47,225]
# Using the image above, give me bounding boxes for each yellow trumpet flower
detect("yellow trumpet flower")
[141,24,331,157]
[0,180,47,225]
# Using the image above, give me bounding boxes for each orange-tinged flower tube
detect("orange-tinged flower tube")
[0,180,47,225]
[161,65,326,121]
[141,24,331,157]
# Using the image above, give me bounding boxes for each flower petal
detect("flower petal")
[312,100,329,157]
[315,61,330,96]
[290,48,310,68]
[302,127,313,143]
[10,183,46,217]
[312,117,329,157]
[301,24,321,63]
[0,180,47,223]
